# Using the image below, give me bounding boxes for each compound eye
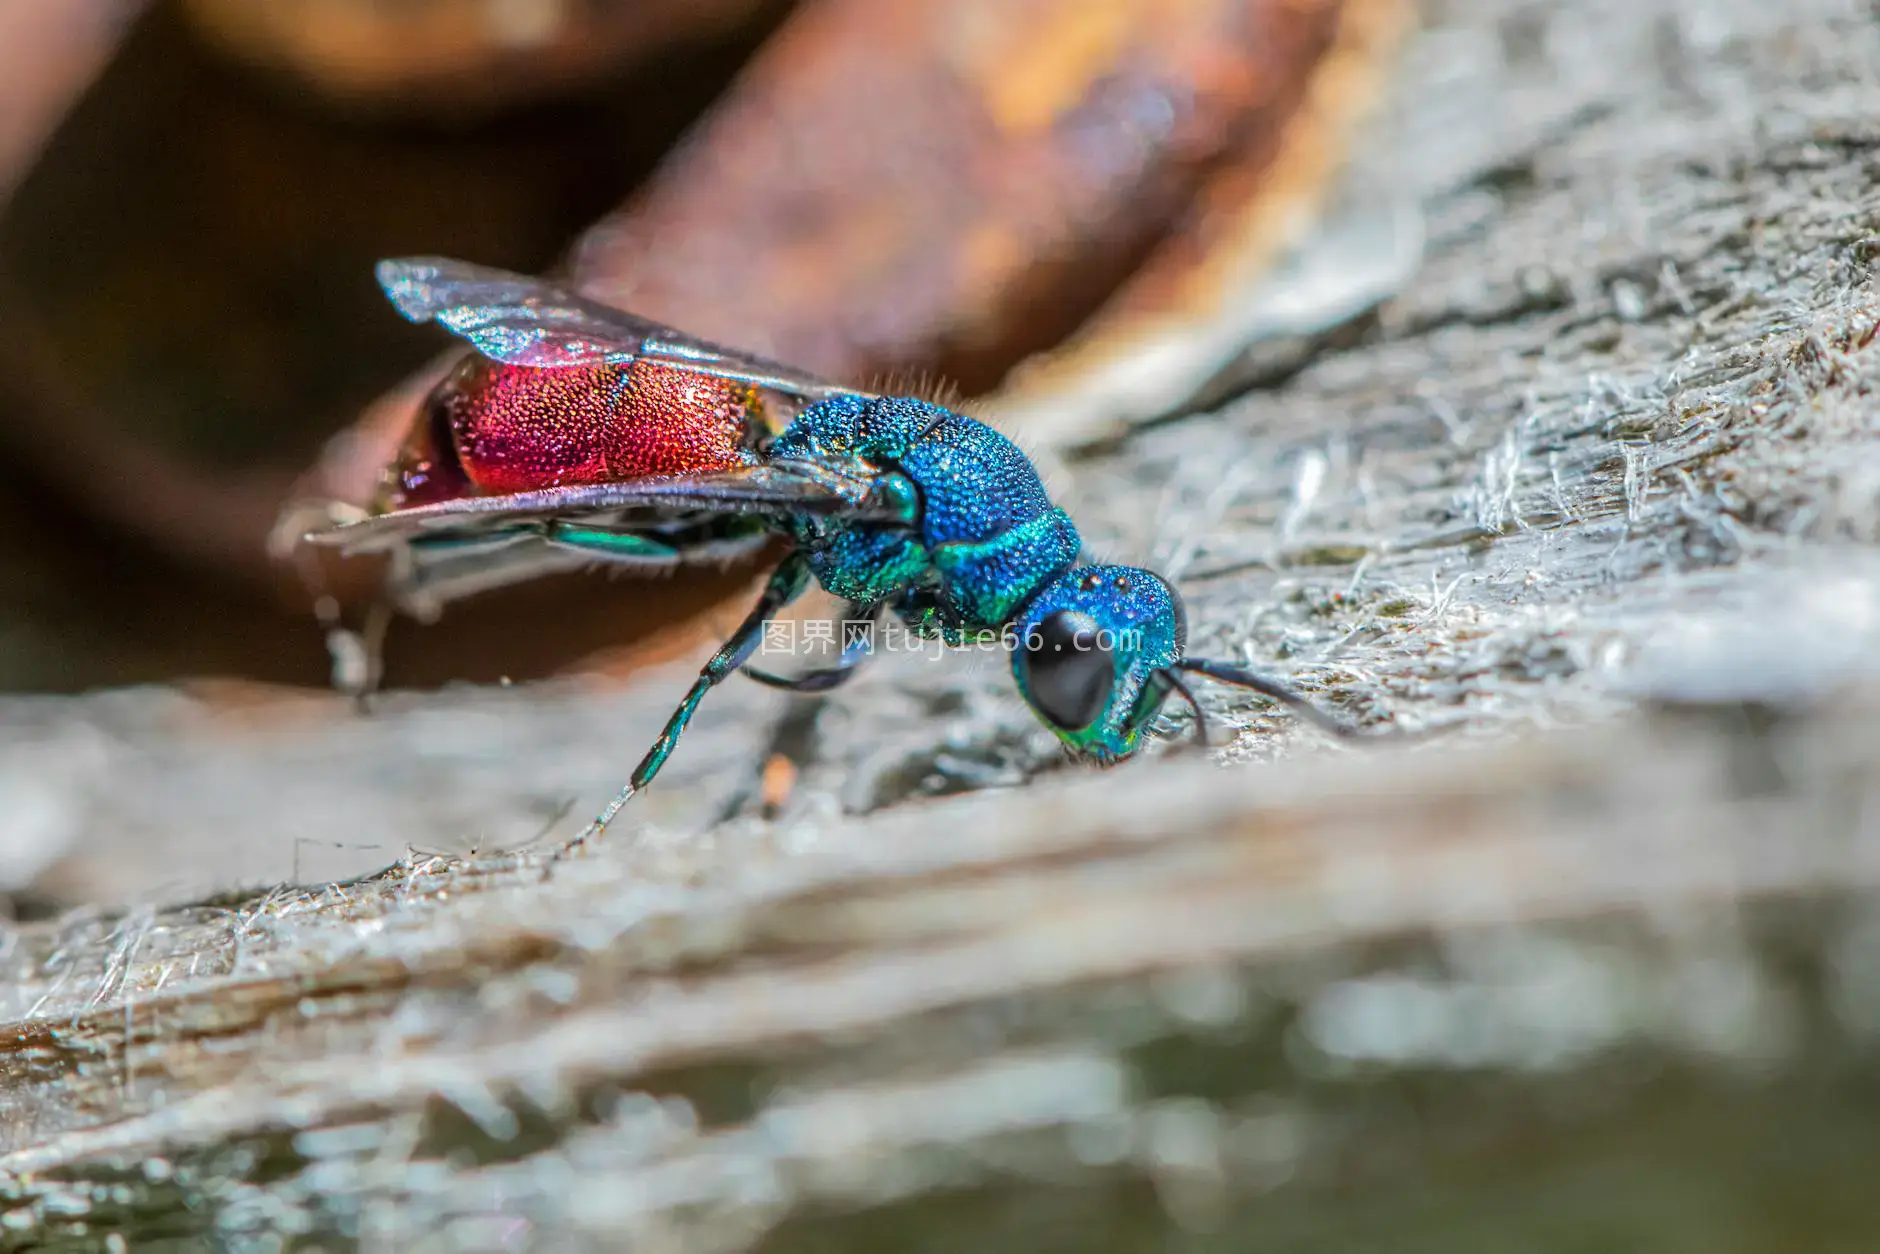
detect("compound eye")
[1022,610,1114,731]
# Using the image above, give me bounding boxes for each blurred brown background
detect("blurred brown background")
[0,0,787,690]
[0,0,1388,692]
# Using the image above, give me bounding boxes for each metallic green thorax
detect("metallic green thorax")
[767,394,1085,638]
[762,395,1190,763]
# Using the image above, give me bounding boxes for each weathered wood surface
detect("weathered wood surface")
[7,0,1880,1247]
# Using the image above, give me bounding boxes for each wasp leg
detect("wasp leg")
[564,553,813,849]
[338,599,393,712]
[743,601,880,693]
[543,524,684,564]
[400,529,590,617]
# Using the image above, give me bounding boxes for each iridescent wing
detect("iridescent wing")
[302,464,884,618]
[306,464,877,556]
[378,256,870,403]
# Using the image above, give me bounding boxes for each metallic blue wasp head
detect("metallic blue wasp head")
[1010,564,1188,764]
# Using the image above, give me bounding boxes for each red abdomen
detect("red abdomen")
[378,354,764,511]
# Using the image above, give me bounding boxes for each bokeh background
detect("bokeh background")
[0,0,1385,691]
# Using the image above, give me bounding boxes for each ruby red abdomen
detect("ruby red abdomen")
[378,354,763,511]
